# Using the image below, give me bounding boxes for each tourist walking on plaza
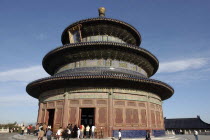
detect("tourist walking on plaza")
[91,125,96,138]
[145,130,151,140]
[46,128,53,140]
[194,130,198,140]
[118,129,122,140]
[38,128,45,140]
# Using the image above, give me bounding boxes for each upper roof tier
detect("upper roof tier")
[61,16,141,46]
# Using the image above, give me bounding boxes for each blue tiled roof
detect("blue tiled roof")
[165,116,210,129]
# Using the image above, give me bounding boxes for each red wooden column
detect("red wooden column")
[37,102,43,123]
[62,92,69,128]
[147,96,152,135]
[108,89,113,137]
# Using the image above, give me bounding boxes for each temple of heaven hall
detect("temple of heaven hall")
[26,7,174,138]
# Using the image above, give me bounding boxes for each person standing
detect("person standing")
[21,125,25,135]
[27,125,30,135]
[47,125,51,130]
[46,129,53,140]
[145,130,151,140]
[35,123,39,136]
[118,129,122,140]
[28,125,32,135]
[39,124,43,132]
[91,125,96,138]
[73,125,78,138]
[67,127,71,140]
[43,123,47,134]
[77,128,81,139]
[85,125,90,138]
[56,127,63,140]
[80,124,84,139]
[69,124,73,138]
[63,127,69,140]
[38,128,45,140]
[194,130,198,140]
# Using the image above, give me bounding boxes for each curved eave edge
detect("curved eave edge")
[61,17,141,45]
[26,75,174,100]
[42,42,159,75]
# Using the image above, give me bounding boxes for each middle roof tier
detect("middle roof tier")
[43,42,159,77]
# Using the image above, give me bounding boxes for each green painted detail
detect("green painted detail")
[97,60,103,66]
[105,59,111,66]
[113,93,148,102]
[41,94,64,102]
[149,97,162,105]
[55,59,148,77]
[41,88,162,105]
[149,100,161,105]
[56,88,161,100]
[68,93,108,99]
[119,62,128,68]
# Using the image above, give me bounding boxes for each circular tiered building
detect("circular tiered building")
[26,8,174,138]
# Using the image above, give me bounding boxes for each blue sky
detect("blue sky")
[0,0,210,124]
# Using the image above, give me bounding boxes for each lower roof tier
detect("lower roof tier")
[26,71,174,100]
[43,42,159,77]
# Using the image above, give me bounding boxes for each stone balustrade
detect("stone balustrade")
[0,127,9,133]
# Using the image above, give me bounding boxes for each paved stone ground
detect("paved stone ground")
[173,134,210,140]
[0,133,16,140]
[1,133,210,140]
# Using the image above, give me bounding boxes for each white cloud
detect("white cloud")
[154,71,208,85]
[0,65,49,82]
[0,95,38,106]
[158,58,209,73]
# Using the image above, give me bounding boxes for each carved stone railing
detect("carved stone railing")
[0,127,9,133]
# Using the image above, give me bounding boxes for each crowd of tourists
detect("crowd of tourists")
[36,123,97,140]
[54,124,97,140]
[9,124,34,135]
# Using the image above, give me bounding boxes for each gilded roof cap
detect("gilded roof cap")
[98,7,106,17]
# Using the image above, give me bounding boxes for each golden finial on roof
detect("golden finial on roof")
[98,7,106,17]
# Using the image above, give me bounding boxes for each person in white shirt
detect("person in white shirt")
[47,125,51,129]
[118,129,121,140]
[77,128,80,139]
[39,124,43,131]
[67,127,71,140]
[56,127,63,140]
[85,125,90,138]
[21,125,25,135]
[91,125,96,138]
[194,130,198,140]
